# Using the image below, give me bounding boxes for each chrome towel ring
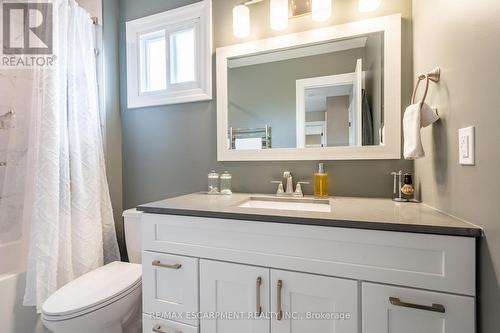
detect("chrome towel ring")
[411,67,441,105]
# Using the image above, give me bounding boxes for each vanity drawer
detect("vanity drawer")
[143,214,475,296]
[143,314,198,333]
[362,283,475,333]
[142,251,199,326]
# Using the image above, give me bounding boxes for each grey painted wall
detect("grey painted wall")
[412,1,500,332]
[228,48,365,148]
[119,0,413,211]
[119,0,413,213]
[305,111,325,122]
[326,96,350,146]
[103,0,126,259]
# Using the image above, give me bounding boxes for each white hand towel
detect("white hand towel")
[420,103,440,128]
[235,138,263,150]
[403,102,439,159]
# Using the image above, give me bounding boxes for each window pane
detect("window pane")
[170,28,196,84]
[140,31,166,92]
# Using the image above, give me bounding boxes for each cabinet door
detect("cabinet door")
[362,283,475,333]
[142,251,199,326]
[200,260,270,333]
[143,314,198,333]
[271,270,358,333]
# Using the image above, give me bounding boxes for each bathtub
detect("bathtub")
[0,272,47,333]
[0,239,47,333]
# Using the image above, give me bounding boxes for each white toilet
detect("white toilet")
[41,209,143,333]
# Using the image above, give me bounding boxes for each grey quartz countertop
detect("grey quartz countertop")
[137,192,483,237]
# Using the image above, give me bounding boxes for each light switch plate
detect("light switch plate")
[459,126,475,165]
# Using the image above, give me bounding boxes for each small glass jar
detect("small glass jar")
[208,170,220,195]
[220,171,232,195]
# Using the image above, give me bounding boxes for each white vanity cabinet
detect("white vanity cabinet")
[141,213,477,333]
[143,315,198,333]
[199,260,270,333]
[270,269,358,333]
[199,260,358,333]
[362,283,475,333]
[142,251,199,326]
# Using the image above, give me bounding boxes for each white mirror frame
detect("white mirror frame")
[216,14,401,161]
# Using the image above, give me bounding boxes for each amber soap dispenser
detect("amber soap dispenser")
[314,163,329,198]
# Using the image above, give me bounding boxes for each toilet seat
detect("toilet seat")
[42,261,142,322]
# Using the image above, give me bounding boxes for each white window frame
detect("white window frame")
[126,0,212,108]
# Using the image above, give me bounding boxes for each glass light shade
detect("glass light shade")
[358,0,381,13]
[270,0,288,31]
[233,5,250,38]
[312,0,332,22]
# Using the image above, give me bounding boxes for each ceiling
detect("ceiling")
[305,84,353,113]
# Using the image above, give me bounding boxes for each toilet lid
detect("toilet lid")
[42,261,142,317]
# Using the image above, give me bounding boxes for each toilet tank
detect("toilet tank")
[123,209,143,264]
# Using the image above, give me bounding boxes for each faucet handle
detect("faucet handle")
[271,181,285,196]
[293,182,310,197]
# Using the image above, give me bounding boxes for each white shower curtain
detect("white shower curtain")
[23,0,120,311]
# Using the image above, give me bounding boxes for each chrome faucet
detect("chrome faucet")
[283,171,294,195]
[270,171,310,197]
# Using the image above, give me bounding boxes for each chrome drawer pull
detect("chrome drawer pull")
[152,324,181,333]
[389,297,446,313]
[256,277,262,316]
[277,280,283,321]
[152,260,182,270]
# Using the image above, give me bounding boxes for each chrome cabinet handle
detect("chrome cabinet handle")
[256,277,262,316]
[152,324,181,333]
[152,260,182,270]
[389,297,445,313]
[277,280,283,321]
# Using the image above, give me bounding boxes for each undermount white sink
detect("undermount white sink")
[238,197,331,213]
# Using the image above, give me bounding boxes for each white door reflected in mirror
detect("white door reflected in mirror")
[296,57,369,149]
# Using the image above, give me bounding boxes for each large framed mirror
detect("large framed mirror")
[216,14,401,161]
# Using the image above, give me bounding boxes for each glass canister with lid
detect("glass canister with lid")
[208,170,220,195]
[220,171,232,195]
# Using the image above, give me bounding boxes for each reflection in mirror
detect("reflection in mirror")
[227,32,384,150]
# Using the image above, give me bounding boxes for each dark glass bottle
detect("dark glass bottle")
[401,173,415,198]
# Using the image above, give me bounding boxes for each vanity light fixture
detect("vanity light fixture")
[233,4,250,38]
[311,0,333,22]
[232,0,335,38]
[270,0,289,31]
[358,0,381,13]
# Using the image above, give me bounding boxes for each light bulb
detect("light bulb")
[312,0,332,22]
[233,5,250,38]
[270,0,288,31]
[358,0,381,13]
